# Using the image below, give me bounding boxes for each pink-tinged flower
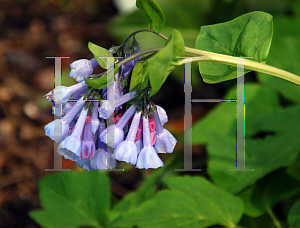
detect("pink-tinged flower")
[57,108,88,161]
[149,116,155,131]
[135,119,143,141]
[100,104,137,148]
[81,115,95,159]
[136,116,163,169]
[114,109,125,124]
[153,109,177,153]
[69,58,98,82]
[114,111,141,165]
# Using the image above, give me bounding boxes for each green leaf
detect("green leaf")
[286,158,300,181]
[238,169,300,217]
[84,74,109,89]
[129,61,148,91]
[112,176,243,228]
[29,171,109,228]
[148,29,185,96]
[192,84,300,194]
[136,0,165,32]
[195,11,273,83]
[109,156,177,225]
[288,200,300,227]
[88,41,113,69]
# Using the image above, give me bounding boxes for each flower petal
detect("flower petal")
[114,141,138,165]
[57,135,81,161]
[100,125,124,148]
[136,146,163,169]
[154,129,177,153]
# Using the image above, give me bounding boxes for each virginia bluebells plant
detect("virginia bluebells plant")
[44,34,177,170]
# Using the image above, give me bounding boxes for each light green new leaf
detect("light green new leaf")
[88,41,113,69]
[192,84,300,194]
[29,171,109,228]
[288,200,300,227]
[84,74,109,89]
[111,176,243,228]
[148,29,185,96]
[195,11,273,83]
[238,169,300,217]
[136,0,165,32]
[129,61,148,91]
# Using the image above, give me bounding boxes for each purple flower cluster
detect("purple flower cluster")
[44,45,177,170]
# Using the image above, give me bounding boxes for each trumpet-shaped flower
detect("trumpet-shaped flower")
[90,120,116,169]
[136,116,163,169]
[135,137,143,155]
[156,105,168,126]
[91,99,100,135]
[100,104,137,148]
[44,97,85,143]
[114,111,141,165]
[44,81,88,104]
[81,115,95,159]
[153,110,177,153]
[69,58,98,82]
[76,158,92,171]
[57,108,88,161]
[99,91,136,119]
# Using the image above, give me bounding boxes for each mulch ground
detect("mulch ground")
[0,1,221,227]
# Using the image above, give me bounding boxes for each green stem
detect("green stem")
[184,47,300,86]
[116,47,162,67]
[126,28,169,41]
[266,206,282,228]
[149,30,300,86]
[114,30,300,86]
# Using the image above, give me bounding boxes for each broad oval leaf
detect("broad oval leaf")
[136,0,165,32]
[29,171,109,228]
[288,200,300,227]
[192,83,300,194]
[148,29,185,96]
[238,169,300,218]
[88,41,113,69]
[111,176,244,228]
[195,11,273,83]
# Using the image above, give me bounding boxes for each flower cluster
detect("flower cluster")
[44,41,177,170]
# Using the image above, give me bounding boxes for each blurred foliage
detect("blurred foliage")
[30,0,300,227]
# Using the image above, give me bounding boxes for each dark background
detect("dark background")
[0,1,201,227]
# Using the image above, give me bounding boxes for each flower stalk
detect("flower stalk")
[116,30,300,87]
